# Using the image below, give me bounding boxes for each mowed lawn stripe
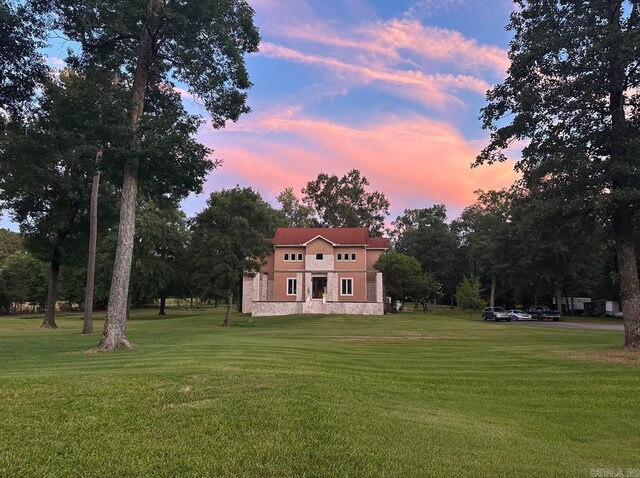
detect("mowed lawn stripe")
[0,308,638,477]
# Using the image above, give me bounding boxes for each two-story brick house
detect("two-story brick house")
[242,228,389,316]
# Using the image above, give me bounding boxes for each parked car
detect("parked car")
[509,309,532,321]
[482,307,511,321]
[526,306,561,321]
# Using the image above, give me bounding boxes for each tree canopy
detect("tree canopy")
[301,169,390,236]
[0,0,47,116]
[190,187,279,326]
[478,0,640,346]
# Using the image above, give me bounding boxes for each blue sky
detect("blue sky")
[1,0,521,231]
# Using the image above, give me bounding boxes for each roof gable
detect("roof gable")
[273,228,389,249]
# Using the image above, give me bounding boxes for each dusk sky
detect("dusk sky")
[192,0,520,222]
[1,0,522,230]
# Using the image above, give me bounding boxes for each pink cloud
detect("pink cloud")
[360,20,509,75]
[201,114,519,217]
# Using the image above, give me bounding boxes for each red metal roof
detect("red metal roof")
[273,228,389,249]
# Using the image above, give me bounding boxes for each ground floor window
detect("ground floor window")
[287,278,297,296]
[341,278,353,296]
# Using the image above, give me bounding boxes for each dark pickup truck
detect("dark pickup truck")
[526,307,561,321]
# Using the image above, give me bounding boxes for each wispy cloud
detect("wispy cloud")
[259,42,490,107]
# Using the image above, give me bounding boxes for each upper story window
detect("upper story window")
[315,253,323,260]
[336,252,356,261]
[284,253,303,262]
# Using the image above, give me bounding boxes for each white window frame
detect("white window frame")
[284,253,289,261]
[337,253,342,261]
[351,253,356,261]
[316,253,323,260]
[297,253,303,261]
[287,278,297,296]
[341,278,353,296]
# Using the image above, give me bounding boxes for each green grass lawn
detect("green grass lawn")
[1,308,639,477]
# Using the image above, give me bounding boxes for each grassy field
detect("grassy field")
[1,308,639,477]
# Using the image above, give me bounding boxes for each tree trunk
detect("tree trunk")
[82,148,102,335]
[222,290,233,327]
[614,209,640,347]
[159,295,166,315]
[607,2,640,348]
[554,281,563,319]
[489,273,496,307]
[41,252,60,329]
[96,0,159,352]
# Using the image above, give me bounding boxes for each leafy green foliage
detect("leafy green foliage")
[393,205,460,302]
[275,187,315,228]
[0,71,129,264]
[477,0,640,342]
[452,191,512,304]
[0,252,48,310]
[456,275,485,312]
[375,251,442,308]
[36,0,260,127]
[189,187,279,300]
[0,229,22,266]
[131,199,189,306]
[375,251,423,301]
[302,169,390,236]
[0,0,47,116]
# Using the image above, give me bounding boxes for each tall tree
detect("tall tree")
[453,191,512,308]
[129,199,189,315]
[478,0,640,346]
[302,169,390,236]
[36,0,260,350]
[0,72,129,328]
[82,148,102,334]
[393,205,460,305]
[190,187,278,327]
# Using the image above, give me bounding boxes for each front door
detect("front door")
[312,276,327,299]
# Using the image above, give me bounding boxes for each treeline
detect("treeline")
[0,167,622,320]
[2,0,640,348]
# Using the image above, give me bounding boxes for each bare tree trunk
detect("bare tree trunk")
[41,252,60,329]
[222,290,233,327]
[614,210,640,347]
[554,281,563,320]
[608,2,640,348]
[96,0,159,352]
[82,148,102,334]
[159,295,166,315]
[489,273,496,307]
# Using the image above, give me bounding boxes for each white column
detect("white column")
[376,272,383,303]
[296,272,303,301]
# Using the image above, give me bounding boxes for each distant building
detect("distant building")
[242,228,389,316]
